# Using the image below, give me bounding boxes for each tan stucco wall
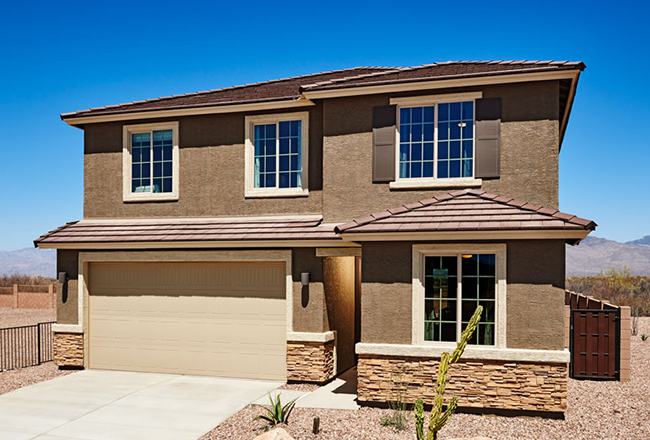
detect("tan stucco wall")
[56,250,79,325]
[359,240,566,350]
[83,105,324,219]
[322,81,560,223]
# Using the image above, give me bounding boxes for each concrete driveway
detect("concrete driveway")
[0,370,282,440]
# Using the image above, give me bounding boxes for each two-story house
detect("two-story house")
[37,61,595,415]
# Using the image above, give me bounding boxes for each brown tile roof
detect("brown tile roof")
[335,189,596,234]
[61,67,393,119]
[34,216,340,245]
[62,61,585,120]
[303,60,585,92]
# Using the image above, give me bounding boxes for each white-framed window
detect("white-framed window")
[390,92,482,189]
[244,112,309,198]
[412,244,507,348]
[122,122,179,202]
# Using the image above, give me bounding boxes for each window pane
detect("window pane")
[424,256,458,342]
[399,106,433,180]
[423,161,434,178]
[436,101,473,179]
[279,138,290,154]
[461,253,496,345]
[131,132,151,194]
[279,172,290,188]
[449,160,461,177]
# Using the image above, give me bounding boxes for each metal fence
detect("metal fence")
[0,322,55,371]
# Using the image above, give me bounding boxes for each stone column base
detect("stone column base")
[286,340,334,383]
[53,332,84,368]
[358,354,567,413]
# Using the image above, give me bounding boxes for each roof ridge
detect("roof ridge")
[301,60,585,91]
[335,189,596,233]
[62,66,395,117]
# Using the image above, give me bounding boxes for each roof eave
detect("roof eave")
[337,229,592,242]
[60,97,315,127]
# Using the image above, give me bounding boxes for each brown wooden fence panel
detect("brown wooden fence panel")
[570,309,619,380]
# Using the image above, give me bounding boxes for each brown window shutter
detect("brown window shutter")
[372,105,397,182]
[475,98,501,179]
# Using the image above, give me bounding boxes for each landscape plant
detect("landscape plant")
[380,370,409,430]
[413,305,483,440]
[255,392,298,430]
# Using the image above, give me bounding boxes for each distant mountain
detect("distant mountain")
[567,236,650,277]
[627,235,650,247]
[0,248,56,278]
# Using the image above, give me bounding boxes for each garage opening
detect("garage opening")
[88,261,287,380]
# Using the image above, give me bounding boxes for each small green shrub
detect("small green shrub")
[380,370,409,430]
[255,392,298,429]
[641,334,648,341]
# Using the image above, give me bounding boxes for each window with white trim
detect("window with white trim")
[424,254,495,345]
[398,100,474,180]
[245,112,309,197]
[123,122,179,202]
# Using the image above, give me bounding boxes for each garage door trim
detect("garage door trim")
[76,250,293,370]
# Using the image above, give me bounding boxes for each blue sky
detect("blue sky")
[0,0,648,251]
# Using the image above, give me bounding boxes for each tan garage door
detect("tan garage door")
[88,261,286,380]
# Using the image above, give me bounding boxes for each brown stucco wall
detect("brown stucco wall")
[56,250,79,325]
[322,81,560,223]
[359,240,566,350]
[83,105,324,219]
[360,242,413,344]
[291,248,327,333]
[506,240,566,350]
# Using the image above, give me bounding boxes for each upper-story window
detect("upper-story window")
[122,122,179,202]
[390,93,482,189]
[245,112,309,198]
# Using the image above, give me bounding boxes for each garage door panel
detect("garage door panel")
[89,261,287,380]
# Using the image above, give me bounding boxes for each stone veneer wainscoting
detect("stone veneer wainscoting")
[357,354,568,413]
[286,340,335,383]
[53,333,84,368]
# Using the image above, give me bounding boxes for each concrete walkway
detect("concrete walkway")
[254,367,360,410]
[0,370,282,440]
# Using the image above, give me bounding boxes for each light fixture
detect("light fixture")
[58,272,68,284]
[461,254,473,259]
[301,272,310,286]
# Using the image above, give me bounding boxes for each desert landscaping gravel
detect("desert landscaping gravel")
[200,317,650,440]
[0,362,75,395]
[0,308,56,328]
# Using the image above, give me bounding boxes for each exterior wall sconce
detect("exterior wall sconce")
[58,272,68,284]
[301,272,310,286]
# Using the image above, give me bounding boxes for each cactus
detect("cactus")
[415,305,483,440]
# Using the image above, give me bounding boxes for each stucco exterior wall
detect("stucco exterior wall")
[83,105,324,219]
[360,240,567,351]
[322,81,560,223]
[360,242,413,344]
[291,247,328,333]
[82,81,561,223]
[56,250,79,325]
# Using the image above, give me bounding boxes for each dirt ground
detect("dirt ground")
[0,308,56,329]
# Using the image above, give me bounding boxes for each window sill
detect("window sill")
[123,192,179,203]
[245,188,310,199]
[389,178,482,190]
[355,343,570,363]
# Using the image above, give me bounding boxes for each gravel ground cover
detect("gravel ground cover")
[0,308,56,328]
[0,362,74,395]
[201,318,650,440]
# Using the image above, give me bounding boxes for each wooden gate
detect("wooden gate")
[570,309,620,380]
